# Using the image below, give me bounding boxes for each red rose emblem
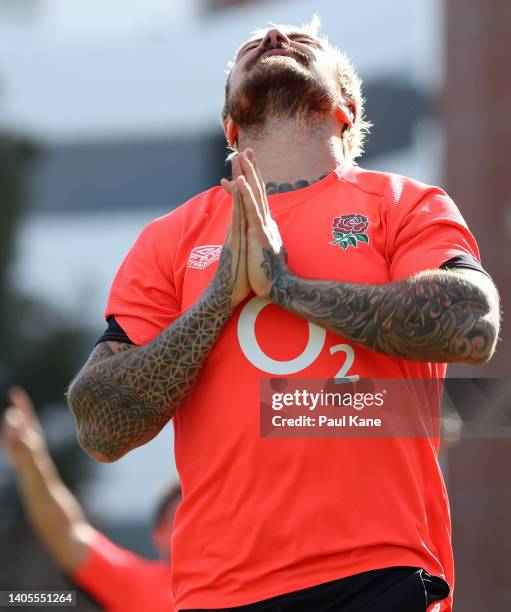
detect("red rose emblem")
[330,213,370,250]
[333,214,369,234]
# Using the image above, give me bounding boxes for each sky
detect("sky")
[1,0,195,40]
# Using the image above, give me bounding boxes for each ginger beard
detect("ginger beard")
[226,51,340,132]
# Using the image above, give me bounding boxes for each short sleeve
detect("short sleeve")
[105,217,181,346]
[388,188,481,281]
[71,531,172,611]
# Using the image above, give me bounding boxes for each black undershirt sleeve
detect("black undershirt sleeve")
[94,256,490,347]
[439,254,492,280]
[96,316,134,346]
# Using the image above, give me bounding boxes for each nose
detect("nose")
[261,28,290,49]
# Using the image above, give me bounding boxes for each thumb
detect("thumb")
[220,178,236,196]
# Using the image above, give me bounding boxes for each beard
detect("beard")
[226,56,338,132]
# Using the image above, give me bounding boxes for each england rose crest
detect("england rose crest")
[330,214,370,250]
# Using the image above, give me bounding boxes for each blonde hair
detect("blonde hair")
[222,15,372,161]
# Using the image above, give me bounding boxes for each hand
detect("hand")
[225,150,289,299]
[217,169,250,308]
[1,387,47,469]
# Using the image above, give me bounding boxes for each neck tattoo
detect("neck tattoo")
[265,173,329,195]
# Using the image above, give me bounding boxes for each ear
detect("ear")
[223,116,239,148]
[335,102,356,130]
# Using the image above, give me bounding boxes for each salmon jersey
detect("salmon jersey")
[105,163,481,611]
[72,531,172,611]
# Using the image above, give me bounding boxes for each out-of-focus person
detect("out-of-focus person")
[1,387,179,612]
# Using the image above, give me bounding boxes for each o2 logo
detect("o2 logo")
[237,297,359,381]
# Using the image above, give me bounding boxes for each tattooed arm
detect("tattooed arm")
[67,189,249,463]
[263,259,500,364]
[232,149,500,365]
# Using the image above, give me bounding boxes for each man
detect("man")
[67,18,500,612]
[2,387,179,611]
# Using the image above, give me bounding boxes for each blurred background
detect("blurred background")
[0,0,509,609]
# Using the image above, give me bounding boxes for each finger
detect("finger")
[231,187,240,236]
[236,176,264,231]
[8,386,36,420]
[3,407,23,436]
[245,149,264,186]
[245,149,270,215]
[220,178,235,195]
[235,186,247,233]
[231,154,243,182]
[239,152,264,214]
[231,188,245,283]
[238,186,247,242]
[229,186,247,241]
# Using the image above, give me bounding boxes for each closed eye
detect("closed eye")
[237,40,262,59]
[290,35,321,48]
[243,42,259,52]
[236,34,321,61]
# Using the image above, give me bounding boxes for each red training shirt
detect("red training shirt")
[72,531,172,611]
[106,163,481,611]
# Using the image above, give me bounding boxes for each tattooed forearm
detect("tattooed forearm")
[263,250,499,364]
[265,173,328,195]
[67,248,237,462]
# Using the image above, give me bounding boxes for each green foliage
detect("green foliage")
[0,131,93,529]
[0,134,35,319]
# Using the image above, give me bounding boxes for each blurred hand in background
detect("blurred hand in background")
[3,387,48,470]
[1,386,94,575]
[1,387,177,611]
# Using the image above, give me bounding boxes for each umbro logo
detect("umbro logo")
[187,245,223,269]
